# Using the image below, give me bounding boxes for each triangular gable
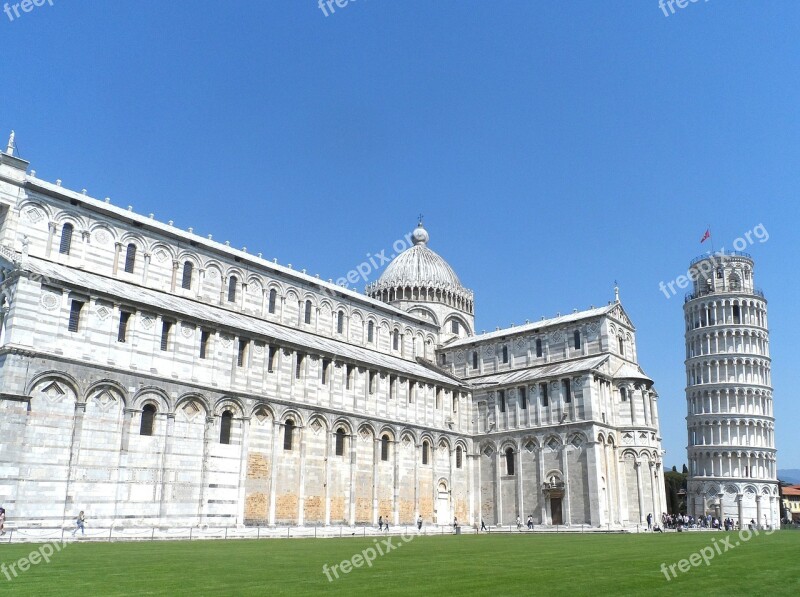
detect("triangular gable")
[606,302,635,331]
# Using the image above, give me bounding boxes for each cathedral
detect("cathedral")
[0,140,666,529]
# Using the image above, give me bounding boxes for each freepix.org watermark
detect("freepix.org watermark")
[3,0,54,22]
[322,532,414,582]
[335,231,413,289]
[318,0,362,18]
[2,541,67,582]
[659,0,709,18]
[658,223,769,300]
[660,525,775,581]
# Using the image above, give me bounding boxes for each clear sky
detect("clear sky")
[2,0,798,469]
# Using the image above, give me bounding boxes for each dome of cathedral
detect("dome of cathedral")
[376,224,463,290]
[366,223,474,315]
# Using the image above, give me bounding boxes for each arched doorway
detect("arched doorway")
[435,481,450,525]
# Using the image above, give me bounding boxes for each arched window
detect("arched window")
[304,300,312,324]
[59,223,73,255]
[335,427,346,456]
[220,410,233,444]
[268,288,277,314]
[368,321,375,343]
[124,243,136,273]
[393,329,400,350]
[505,447,515,475]
[181,261,193,289]
[620,387,628,402]
[283,419,294,451]
[337,311,344,334]
[618,336,625,355]
[456,446,463,469]
[574,330,581,350]
[381,434,390,461]
[140,404,156,436]
[227,276,238,302]
[422,440,429,465]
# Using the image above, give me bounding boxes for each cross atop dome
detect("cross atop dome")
[411,219,429,246]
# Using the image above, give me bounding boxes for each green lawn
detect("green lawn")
[1,531,798,596]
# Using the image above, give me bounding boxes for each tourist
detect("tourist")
[646,513,652,531]
[378,515,383,531]
[72,511,85,536]
[527,515,533,530]
[417,515,423,531]
[0,506,5,535]
[516,515,521,530]
[480,519,487,532]
[384,516,390,532]
[453,516,458,532]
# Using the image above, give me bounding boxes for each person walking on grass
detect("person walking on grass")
[72,511,85,536]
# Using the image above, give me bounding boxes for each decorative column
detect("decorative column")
[392,435,400,526]
[79,229,90,268]
[267,420,280,526]
[112,242,122,275]
[737,494,744,528]
[372,436,379,525]
[585,440,602,526]
[61,401,87,523]
[348,431,357,525]
[489,448,501,525]
[197,268,206,298]
[562,443,571,525]
[236,416,251,526]
[756,495,762,528]
[197,415,215,526]
[324,429,332,526]
[537,446,546,524]
[649,462,659,519]
[634,458,644,524]
[515,441,524,522]
[170,259,179,292]
[45,221,56,257]
[157,413,176,522]
[297,424,306,526]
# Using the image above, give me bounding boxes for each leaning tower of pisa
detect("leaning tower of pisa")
[684,252,779,527]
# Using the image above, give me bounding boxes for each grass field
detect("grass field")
[1,530,798,596]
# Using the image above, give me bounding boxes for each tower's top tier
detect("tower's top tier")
[685,252,764,302]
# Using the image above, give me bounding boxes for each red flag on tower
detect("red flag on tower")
[700,229,711,243]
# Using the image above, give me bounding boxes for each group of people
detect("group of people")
[512,515,535,530]
[377,516,390,532]
[655,512,766,532]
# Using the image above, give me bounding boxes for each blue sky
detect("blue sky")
[3,1,798,469]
